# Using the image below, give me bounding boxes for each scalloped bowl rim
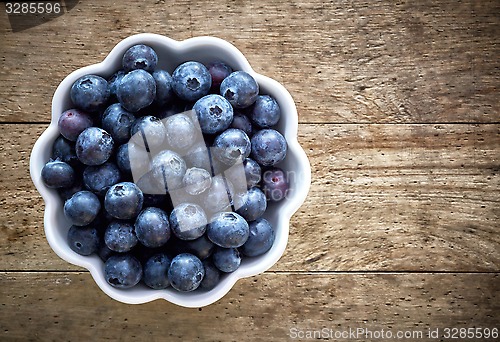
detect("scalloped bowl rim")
[30,33,311,308]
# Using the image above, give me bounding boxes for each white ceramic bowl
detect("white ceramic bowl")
[30,33,311,307]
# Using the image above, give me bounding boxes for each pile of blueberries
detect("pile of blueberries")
[41,44,290,292]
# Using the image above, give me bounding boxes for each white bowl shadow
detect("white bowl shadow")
[30,33,311,308]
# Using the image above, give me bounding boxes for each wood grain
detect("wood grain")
[1,124,497,271]
[0,0,498,123]
[0,272,498,341]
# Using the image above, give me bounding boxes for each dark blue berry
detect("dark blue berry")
[172,61,212,101]
[240,218,275,257]
[101,103,135,144]
[153,69,174,106]
[202,175,234,214]
[183,167,212,195]
[220,71,259,108]
[242,158,261,189]
[230,112,253,136]
[58,109,93,142]
[207,212,249,248]
[167,253,204,292]
[83,162,121,196]
[52,136,79,167]
[234,187,267,222]
[104,182,143,220]
[58,178,83,201]
[199,260,220,291]
[213,128,251,166]
[249,95,280,128]
[122,44,158,72]
[151,149,187,191]
[250,129,287,166]
[67,224,99,256]
[70,75,110,113]
[134,207,170,248]
[130,115,166,150]
[143,253,171,289]
[212,247,241,273]
[184,234,214,260]
[164,113,197,152]
[41,160,75,188]
[104,221,138,253]
[105,254,143,289]
[193,94,233,134]
[64,190,101,226]
[75,127,115,166]
[117,69,156,112]
[170,203,207,241]
[107,70,125,100]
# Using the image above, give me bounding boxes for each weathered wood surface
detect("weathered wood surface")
[1,124,498,271]
[0,0,498,340]
[0,272,498,341]
[0,0,498,123]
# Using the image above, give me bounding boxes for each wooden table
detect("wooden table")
[1,1,498,340]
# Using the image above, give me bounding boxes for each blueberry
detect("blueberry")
[58,178,83,201]
[240,218,275,257]
[67,224,99,256]
[98,239,116,262]
[64,190,101,226]
[104,182,144,220]
[105,254,143,289]
[199,260,220,291]
[262,167,289,201]
[83,162,121,196]
[207,212,249,248]
[151,149,187,191]
[206,61,233,91]
[234,187,267,222]
[250,129,287,166]
[168,253,204,292]
[249,95,280,128]
[135,170,168,205]
[101,103,135,144]
[183,167,212,195]
[75,127,114,166]
[130,115,166,150]
[153,69,174,106]
[164,113,197,152]
[170,203,207,241]
[117,69,156,112]
[157,100,191,120]
[213,128,251,166]
[143,253,171,289]
[183,143,211,171]
[193,94,233,134]
[184,234,215,260]
[230,112,253,137]
[242,158,261,189]
[41,160,75,188]
[134,207,170,248]
[70,75,110,113]
[58,109,93,142]
[212,247,241,273]
[172,61,212,101]
[116,143,150,179]
[202,175,234,214]
[52,136,79,167]
[220,71,259,108]
[107,70,125,100]
[104,220,138,252]
[122,44,158,73]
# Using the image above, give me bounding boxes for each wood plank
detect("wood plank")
[1,0,498,123]
[1,124,498,271]
[0,272,498,341]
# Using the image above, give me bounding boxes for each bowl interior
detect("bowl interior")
[32,34,310,307]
